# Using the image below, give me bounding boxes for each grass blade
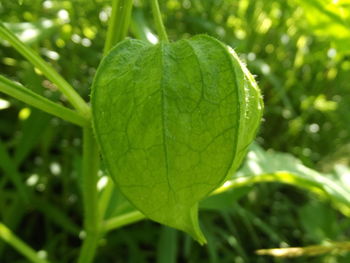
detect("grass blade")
[0,75,88,126]
[0,22,90,116]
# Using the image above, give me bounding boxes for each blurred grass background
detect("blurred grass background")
[0,0,350,262]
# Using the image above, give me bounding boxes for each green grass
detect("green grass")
[0,0,349,262]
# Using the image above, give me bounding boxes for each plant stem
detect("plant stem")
[78,0,135,261]
[101,177,253,233]
[78,127,100,263]
[103,0,134,55]
[98,178,114,222]
[150,0,169,42]
[0,222,50,263]
[102,211,145,233]
[0,23,90,116]
[0,75,88,127]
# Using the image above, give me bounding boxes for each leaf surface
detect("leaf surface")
[92,35,263,243]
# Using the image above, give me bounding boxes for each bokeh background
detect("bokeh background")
[0,0,350,262]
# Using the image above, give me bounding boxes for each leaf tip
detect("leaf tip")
[188,204,207,245]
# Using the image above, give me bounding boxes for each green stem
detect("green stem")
[98,178,114,222]
[0,23,90,116]
[101,170,332,233]
[78,127,100,263]
[101,178,247,233]
[78,0,135,261]
[102,211,145,233]
[103,0,134,55]
[211,172,324,196]
[0,222,50,263]
[0,75,88,127]
[150,0,169,42]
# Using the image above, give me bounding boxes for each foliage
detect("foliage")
[0,0,349,262]
[92,35,262,243]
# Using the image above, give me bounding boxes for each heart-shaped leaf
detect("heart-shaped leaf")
[91,35,263,244]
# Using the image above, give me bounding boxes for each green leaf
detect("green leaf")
[91,35,263,244]
[228,143,350,216]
